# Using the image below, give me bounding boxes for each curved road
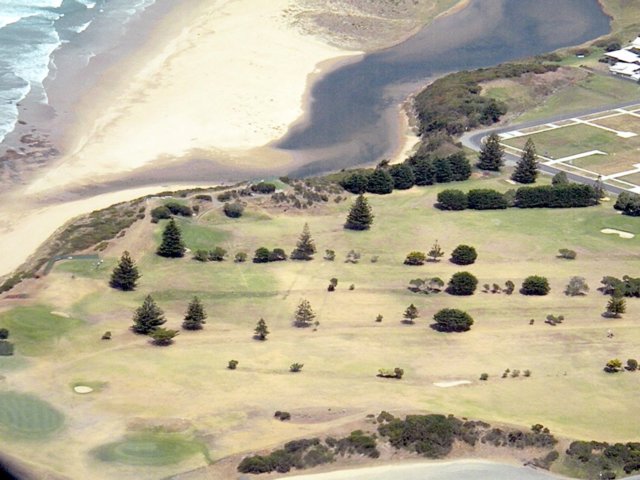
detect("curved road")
[460,98,640,195]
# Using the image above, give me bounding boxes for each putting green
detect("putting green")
[0,392,64,438]
[92,433,203,466]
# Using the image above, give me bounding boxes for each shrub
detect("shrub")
[480,373,489,381]
[515,184,598,208]
[626,359,638,371]
[194,194,212,201]
[521,276,550,296]
[433,308,474,332]
[324,249,336,261]
[378,414,460,458]
[524,370,531,377]
[375,314,383,322]
[234,252,247,263]
[268,248,288,262]
[251,182,276,194]
[149,328,179,346]
[565,276,589,296]
[274,411,291,421]
[253,247,271,263]
[378,368,404,379]
[466,189,507,210]
[614,192,640,216]
[193,249,209,262]
[165,201,193,217]
[340,172,370,194]
[436,189,467,210]
[345,250,361,264]
[150,205,172,223]
[223,202,245,218]
[0,328,8,340]
[504,280,515,295]
[604,359,623,373]
[228,360,238,370]
[404,251,427,266]
[558,248,577,260]
[450,245,477,265]
[209,246,227,261]
[290,363,304,373]
[447,272,478,296]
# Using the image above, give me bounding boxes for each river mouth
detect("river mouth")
[276,0,611,177]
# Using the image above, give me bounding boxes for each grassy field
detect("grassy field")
[0,176,639,479]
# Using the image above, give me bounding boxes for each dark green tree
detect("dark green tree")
[402,304,419,324]
[511,138,538,184]
[446,272,478,296]
[410,158,436,186]
[366,169,394,194]
[404,251,427,266]
[253,247,271,263]
[132,295,166,334]
[340,172,370,194]
[389,163,415,190]
[291,223,316,260]
[0,328,8,340]
[182,296,207,330]
[436,189,468,210]
[109,251,140,291]
[521,276,550,296]
[606,296,626,318]
[157,219,186,258]
[150,328,179,346]
[254,318,269,340]
[433,157,454,183]
[450,245,477,265]
[433,308,474,332]
[448,152,472,181]
[345,195,374,231]
[477,133,504,171]
[293,299,316,328]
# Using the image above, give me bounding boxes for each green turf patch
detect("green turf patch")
[0,306,84,356]
[0,392,64,438]
[54,258,116,279]
[154,219,230,252]
[92,432,205,466]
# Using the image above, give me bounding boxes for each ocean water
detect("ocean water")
[0,0,156,144]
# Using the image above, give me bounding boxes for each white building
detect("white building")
[606,37,640,80]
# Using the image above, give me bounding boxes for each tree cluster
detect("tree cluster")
[599,275,640,297]
[193,246,227,262]
[253,247,288,263]
[151,201,193,223]
[614,192,640,216]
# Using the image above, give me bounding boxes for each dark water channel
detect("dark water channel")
[277,0,611,176]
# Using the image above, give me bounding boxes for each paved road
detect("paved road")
[460,98,640,196]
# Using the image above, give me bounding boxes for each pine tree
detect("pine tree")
[427,240,444,262]
[157,218,186,258]
[344,194,374,231]
[511,138,538,184]
[291,223,316,260]
[293,299,316,328]
[606,296,626,318]
[254,318,269,340]
[109,251,140,291]
[182,296,207,330]
[477,133,504,171]
[403,304,419,324]
[366,168,394,194]
[132,295,166,334]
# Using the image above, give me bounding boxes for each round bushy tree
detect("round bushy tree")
[340,172,370,194]
[223,202,245,218]
[404,251,427,266]
[110,251,140,291]
[411,158,436,186]
[433,157,454,183]
[433,308,474,332]
[450,245,477,265]
[521,276,550,296]
[447,272,478,296]
[253,247,271,263]
[157,219,186,258]
[389,163,415,190]
[345,195,374,231]
[436,189,467,210]
[366,169,394,194]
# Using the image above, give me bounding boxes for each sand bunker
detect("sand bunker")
[73,386,93,394]
[50,311,70,318]
[434,380,472,388]
[601,228,635,239]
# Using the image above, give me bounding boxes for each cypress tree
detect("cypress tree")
[344,194,374,231]
[182,296,207,330]
[132,295,166,334]
[477,133,504,171]
[448,152,472,181]
[389,163,415,190]
[511,138,538,184]
[340,172,369,194]
[157,218,186,258]
[433,157,454,183]
[291,223,316,260]
[109,251,140,291]
[366,168,394,194]
[254,318,269,340]
[402,304,419,324]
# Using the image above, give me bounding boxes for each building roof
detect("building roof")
[609,62,640,75]
[605,49,640,63]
